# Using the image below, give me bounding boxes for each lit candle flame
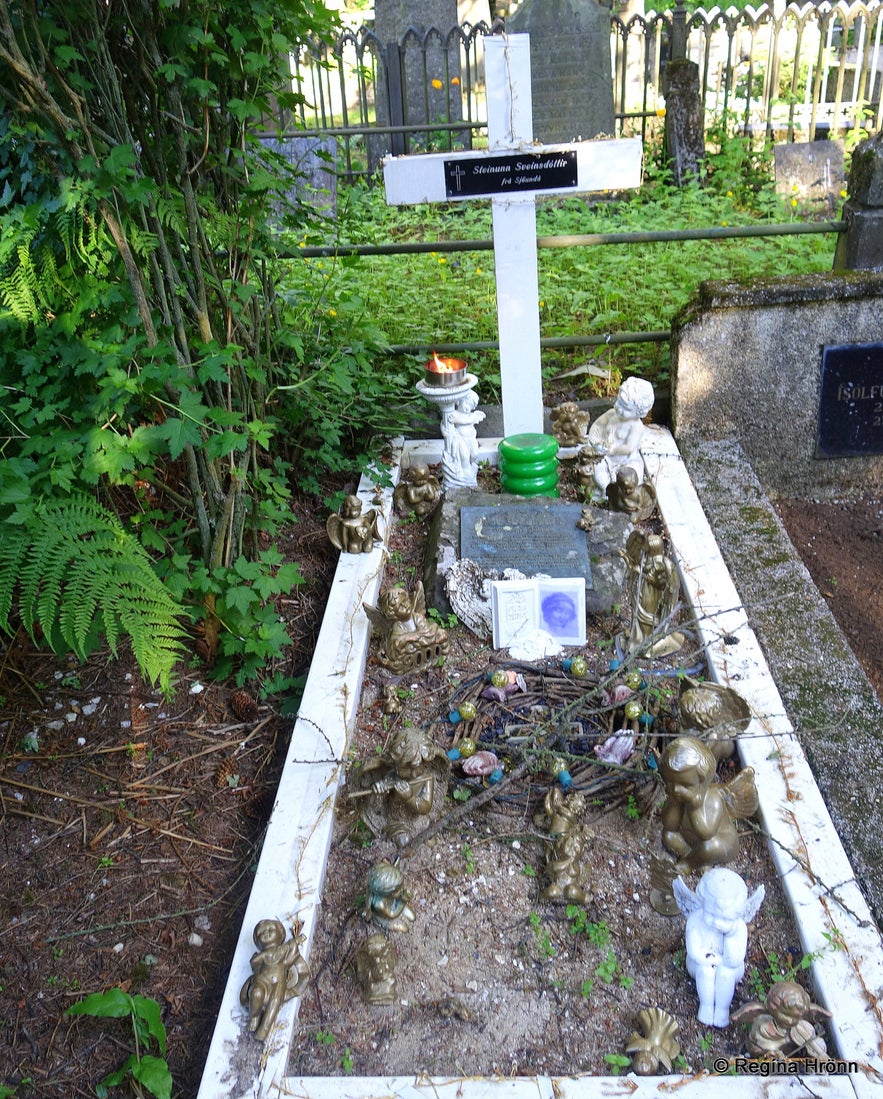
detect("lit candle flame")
[429,352,459,373]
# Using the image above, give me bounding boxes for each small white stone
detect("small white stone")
[113,942,124,953]
[194,915,211,932]
[119,720,131,729]
[189,682,205,695]
[437,954,449,967]
[188,932,204,947]
[46,720,64,730]
[65,712,78,723]
[512,840,521,850]
[465,980,478,992]
[77,738,86,747]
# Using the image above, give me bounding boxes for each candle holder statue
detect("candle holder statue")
[416,358,484,491]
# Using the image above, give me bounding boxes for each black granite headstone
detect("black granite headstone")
[460,502,593,588]
[817,342,883,458]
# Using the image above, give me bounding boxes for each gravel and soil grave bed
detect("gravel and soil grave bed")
[288,463,811,1080]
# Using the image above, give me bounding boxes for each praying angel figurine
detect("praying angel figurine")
[674,869,765,1028]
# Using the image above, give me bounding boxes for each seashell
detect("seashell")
[594,732,635,765]
[462,750,501,777]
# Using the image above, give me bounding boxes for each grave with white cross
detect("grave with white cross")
[383,33,642,436]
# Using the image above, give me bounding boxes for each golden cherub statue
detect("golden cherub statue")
[659,736,758,873]
[363,581,449,674]
[392,463,441,520]
[550,401,589,447]
[352,724,450,847]
[355,933,397,1005]
[731,979,832,1058]
[239,918,310,1041]
[326,494,382,554]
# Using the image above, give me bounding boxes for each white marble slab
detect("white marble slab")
[198,430,883,1099]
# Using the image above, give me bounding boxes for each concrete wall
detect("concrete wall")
[671,271,883,498]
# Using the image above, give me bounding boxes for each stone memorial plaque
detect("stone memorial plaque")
[817,342,883,458]
[460,502,593,587]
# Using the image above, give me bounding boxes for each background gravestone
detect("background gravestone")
[507,0,615,141]
[372,0,464,169]
[662,60,704,185]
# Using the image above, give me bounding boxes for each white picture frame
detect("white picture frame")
[490,577,586,648]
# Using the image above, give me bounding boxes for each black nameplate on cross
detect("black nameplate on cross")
[817,341,883,458]
[443,150,578,199]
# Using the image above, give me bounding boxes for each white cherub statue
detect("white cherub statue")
[674,868,765,1028]
[585,377,655,493]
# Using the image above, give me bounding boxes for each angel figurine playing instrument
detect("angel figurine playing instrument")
[731,979,832,1058]
[674,869,765,1027]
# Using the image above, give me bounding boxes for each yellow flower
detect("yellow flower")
[726,190,733,198]
[438,256,446,264]
[721,221,728,227]
[451,76,460,86]
[431,78,443,90]
[475,268,483,275]
[840,189,848,198]
[539,300,545,308]
[791,197,798,207]
[329,308,337,317]
[656,107,666,118]
[791,183,799,192]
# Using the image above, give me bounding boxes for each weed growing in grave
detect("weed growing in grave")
[428,607,459,629]
[340,1047,354,1074]
[566,906,611,947]
[604,1052,632,1075]
[67,989,171,1099]
[528,911,556,959]
[625,793,641,820]
[314,1029,336,1045]
[462,842,477,874]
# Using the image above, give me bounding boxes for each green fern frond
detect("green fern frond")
[0,493,189,694]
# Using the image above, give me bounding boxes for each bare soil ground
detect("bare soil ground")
[0,474,875,1096]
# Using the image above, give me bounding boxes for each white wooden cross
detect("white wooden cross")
[383,34,643,436]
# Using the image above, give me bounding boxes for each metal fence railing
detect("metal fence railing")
[278,2,882,184]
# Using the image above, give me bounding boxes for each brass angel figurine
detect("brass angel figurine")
[355,933,397,1005]
[605,465,657,522]
[679,677,751,763]
[326,494,382,554]
[550,400,589,447]
[731,979,832,1059]
[352,724,450,847]
[622,530,685,657]
[392,463,441,520]
[625,1007,681,1074]
[659,736,758,873]
[363,581,449,674]
[239,919,310,1041]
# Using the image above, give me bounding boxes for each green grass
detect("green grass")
[290,138,837,399]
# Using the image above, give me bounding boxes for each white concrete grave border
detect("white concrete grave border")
[198,427,883,1099]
